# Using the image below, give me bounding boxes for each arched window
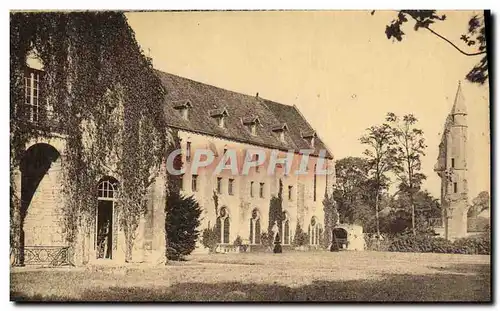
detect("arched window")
[282,212,290,245]
[97,179,118,200]
[249,209,261,244]
[309,216,322,245]
[217,207,230,244]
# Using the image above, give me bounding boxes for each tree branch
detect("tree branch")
[424,26,487,56]
[402,12,487,57]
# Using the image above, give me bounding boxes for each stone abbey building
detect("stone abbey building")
[12,60,335,266]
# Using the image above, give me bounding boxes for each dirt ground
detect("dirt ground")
[10,250,491,302]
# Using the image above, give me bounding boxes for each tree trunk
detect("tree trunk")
[124,216,135,263]
[375,191,380,237]
[410,192,416,235]
[125,227,133,262]
[375,190,380,250]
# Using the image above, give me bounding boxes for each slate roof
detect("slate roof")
[156,70,333,158]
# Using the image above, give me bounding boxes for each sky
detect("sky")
[125,10,490,201]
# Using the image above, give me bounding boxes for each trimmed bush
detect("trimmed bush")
[201,227,219,252]
[292,224,309,247]
[233,236,243,247]
[260,232,273,248]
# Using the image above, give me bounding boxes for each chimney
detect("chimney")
[256,92,259,99]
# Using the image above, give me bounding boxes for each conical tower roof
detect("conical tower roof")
[451,81,467,115]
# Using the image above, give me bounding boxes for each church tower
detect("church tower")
[434,81,469,240]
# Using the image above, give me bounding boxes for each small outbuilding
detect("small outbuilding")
[331,224,365,251]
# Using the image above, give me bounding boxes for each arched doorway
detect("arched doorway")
[249,208,261,244]
[19,143,61,265]
[332,227,348,249]
[96,176,119,259]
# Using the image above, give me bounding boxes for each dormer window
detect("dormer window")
[242,116,261,136]
[173,100,192,121]
[301,131,317,148]
[272,123,288,143]
[209,107,229,128]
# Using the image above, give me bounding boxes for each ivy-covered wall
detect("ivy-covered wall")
[10,12,169,264]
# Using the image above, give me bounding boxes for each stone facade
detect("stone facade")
[434,82,469,241]
[178,130,334,248]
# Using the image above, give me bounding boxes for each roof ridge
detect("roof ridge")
[155,68,287,105]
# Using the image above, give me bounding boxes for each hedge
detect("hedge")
[365,232,490,255]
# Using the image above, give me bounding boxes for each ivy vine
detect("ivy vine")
[10,12,168,262]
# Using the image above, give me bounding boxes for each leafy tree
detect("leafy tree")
[165,191,202,260]
[386,113,427,235]
[393,190,441,232]
[331,157,370,223]
[380,10,489,84]
[360,124,396,237]
[468,191,490,217]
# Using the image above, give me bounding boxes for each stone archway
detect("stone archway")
[18,142,63,265]
[332,227,348,249]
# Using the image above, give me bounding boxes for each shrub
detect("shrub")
[292,224,309,247]
[201,227,219,252]
[165,192,202,260]
[364,233,392,251]
[260,232,273,247]
[453,235,490,255]
[233,236,243,247]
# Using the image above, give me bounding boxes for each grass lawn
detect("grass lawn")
[10,250,491,302]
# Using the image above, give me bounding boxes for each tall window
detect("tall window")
[255,154,260,173]
[250,181,254,197]
[313,164,317,202]
[282,212,290,245]
[451,158,455,168]
[453,182,458,193]
[186,142,191,163]
[24,68,41,123]
[249,209,261,244]
[216,207,230,244]
[217,177,222,194]
[192,174,198,192]
[228,178,234,195]
[288,185,293,201]
[259,182,265,198]
[309,216,322,245]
